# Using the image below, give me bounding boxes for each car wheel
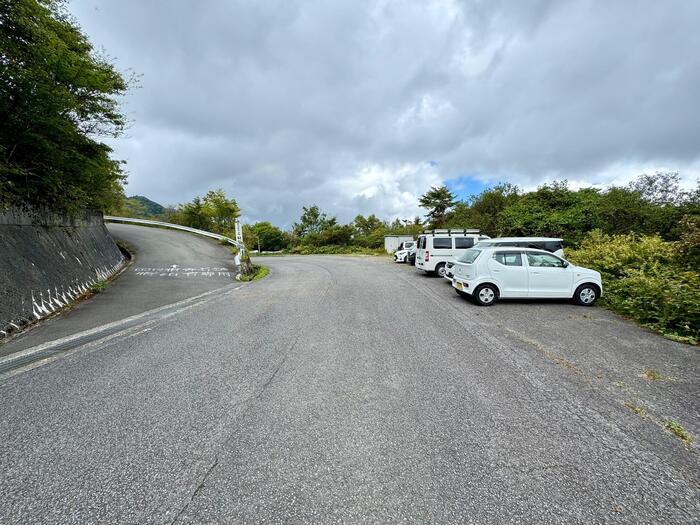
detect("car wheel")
[573,284,598,306]
[435,263,446,278]
[473,284,498,306]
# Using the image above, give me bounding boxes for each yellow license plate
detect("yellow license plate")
[455,282,463,291]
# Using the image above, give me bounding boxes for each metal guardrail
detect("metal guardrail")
[103,216,245,254]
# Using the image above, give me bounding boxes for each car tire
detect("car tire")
[473,284,498,306]
[435,263,446,278]
[573,283,599,306]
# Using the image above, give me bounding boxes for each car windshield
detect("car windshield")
[458,249,481,263]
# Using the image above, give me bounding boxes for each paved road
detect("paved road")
[0,223,237,356]
[0,248,698,522]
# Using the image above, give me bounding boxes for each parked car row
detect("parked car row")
[394,230,602,307]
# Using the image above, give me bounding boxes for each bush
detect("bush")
[568,231,700,343]
[287,245,385,255]
[239,264,269,282]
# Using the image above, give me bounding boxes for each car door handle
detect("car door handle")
[492,269,500,273]
[531,271,541,274]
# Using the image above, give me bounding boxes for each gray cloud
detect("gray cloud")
[71,0,700,227]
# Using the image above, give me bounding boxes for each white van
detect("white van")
[474,237,564,257]
[415,229,489,277]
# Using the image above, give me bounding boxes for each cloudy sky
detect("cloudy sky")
[70,0,700,227]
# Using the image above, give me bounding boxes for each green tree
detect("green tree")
[242,224,259,252]
[444,183,520,235]
[353,214,387,248]
[498,182,601,244]
[354,214,384,236]
[319,224,354,245]
[419,186,455,227]
[203,189,240,235]
[597,186,653,235]
[251,221,286,251]
[179,197,210,231]
[0,0,132,212]
[292,205,336,238]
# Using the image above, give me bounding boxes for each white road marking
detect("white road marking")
[0,284,244,375]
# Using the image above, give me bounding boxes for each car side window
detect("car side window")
[493,252,523,266]
[526,253,565,268]
[432,237,452,249]
[454,237,474,249]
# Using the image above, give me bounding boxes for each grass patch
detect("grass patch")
[664,421,693,444]
[623,402,646,417]
[640,369,664,381]
[89,281,108,294]
[239,264,269,282]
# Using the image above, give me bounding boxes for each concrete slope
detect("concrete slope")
[0,256,697,523]
[0,223,238,356]
[0,209,124,337]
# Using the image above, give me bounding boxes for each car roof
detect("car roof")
[476,246,562,255]
[477,237,563,242]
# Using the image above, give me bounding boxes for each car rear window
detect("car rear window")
[417,236,426,249]
[543,241,563,252]
[458,249,481,263]
[454,237,474,249]
[432,237,452,249]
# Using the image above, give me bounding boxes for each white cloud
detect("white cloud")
[336,162,443,221]
[71,0,700,227]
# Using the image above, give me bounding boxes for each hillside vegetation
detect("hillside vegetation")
[0,0,131,212]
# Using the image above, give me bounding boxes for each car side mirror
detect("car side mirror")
[562,261,570,268]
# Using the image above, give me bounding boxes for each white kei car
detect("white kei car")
[451,246,602,306]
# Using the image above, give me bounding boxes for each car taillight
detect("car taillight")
[425,251,430,262]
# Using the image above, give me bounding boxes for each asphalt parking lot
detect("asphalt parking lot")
[0,251,697,523]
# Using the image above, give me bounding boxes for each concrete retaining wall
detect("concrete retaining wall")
[0,208,125,339]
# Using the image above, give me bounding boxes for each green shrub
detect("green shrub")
[287,245,386,255]
[239,264,269,282]
[568,231,700,343]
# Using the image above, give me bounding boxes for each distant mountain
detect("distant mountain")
[127,195,165,217]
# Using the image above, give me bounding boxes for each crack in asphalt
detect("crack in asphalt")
[169,260,335,523]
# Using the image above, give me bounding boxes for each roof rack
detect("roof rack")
[422,228,480,235]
